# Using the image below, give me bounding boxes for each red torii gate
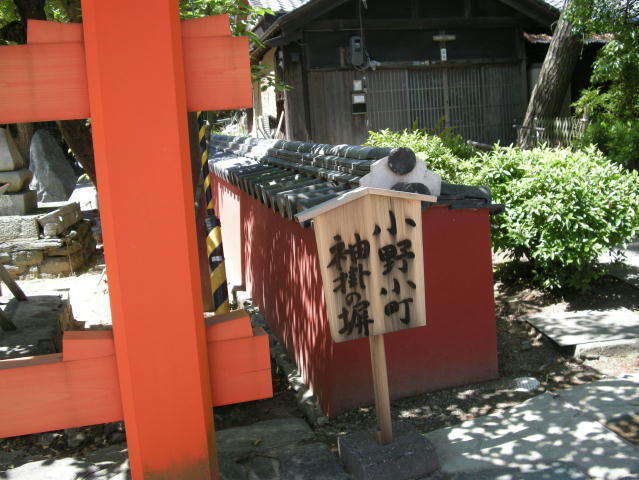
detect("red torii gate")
[0,2,270,478]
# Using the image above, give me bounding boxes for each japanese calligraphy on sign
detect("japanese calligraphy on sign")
[297,187,435,343]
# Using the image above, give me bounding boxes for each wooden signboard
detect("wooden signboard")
[297,187,436,444]
[297,187,435,343]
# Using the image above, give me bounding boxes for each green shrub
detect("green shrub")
[581,118,639,171]
[473,146,639,290]
[365,129,475,184]
[365,130,639,290]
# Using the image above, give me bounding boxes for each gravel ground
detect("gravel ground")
[221,274,639,454]
[1,271,638,471]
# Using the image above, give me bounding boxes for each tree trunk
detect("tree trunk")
[57,120,97,185]
[58,0,82,22]
[519,4,582,148]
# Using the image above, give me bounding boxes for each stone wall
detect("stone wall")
[0,205,96,279]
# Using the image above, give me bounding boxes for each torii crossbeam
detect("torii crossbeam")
[0,2,267,478]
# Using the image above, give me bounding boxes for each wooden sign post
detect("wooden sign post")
[297,187,436,444]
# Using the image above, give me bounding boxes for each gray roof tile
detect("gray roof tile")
[249,0,563,15]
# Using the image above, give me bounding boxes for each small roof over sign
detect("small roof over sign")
[294,186,436,223]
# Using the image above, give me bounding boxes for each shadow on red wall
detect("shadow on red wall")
[215,178,498,416]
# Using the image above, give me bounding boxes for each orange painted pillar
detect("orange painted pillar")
[80,1,217,478]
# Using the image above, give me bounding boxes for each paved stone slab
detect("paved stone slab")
[217,418,349,480]
[575,338,639,358]
[449,461,589,479]
[0,293,70,359]
[599,240,639,288]
[549,377,639,423]
[216,418,315,453]
[2,445,129,480]
[526,308,639,346]
[425,385,639,479]
[338,422,439,480]
[220,441,349,480]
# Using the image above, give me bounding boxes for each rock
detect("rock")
[4,264,27,278]
[0,215,39,242]
[40,252,85,276]
[0,238,63,251]
[0,128,25,172]
[338,423,439,480]
[13,250,44,267]
[29,130,78,203]
[66,429,87,448]
[37,432,58,449]
[37,203,82,237]
[47,240,83,257]
[0,448,24,468]
[0,190,37,216]
[69,181,99,211]
[0,169,33,192]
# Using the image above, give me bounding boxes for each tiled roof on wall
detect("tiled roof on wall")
[208,135,500,225]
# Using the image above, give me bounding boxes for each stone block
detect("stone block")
[338,423,439,480]
[0,169,33,192]
[0,128,25,172]
[47,240,83,257]
[4,264,27,279]
[0,190,37,216]
[0,252,11,264]
[69,182,99,211]
[40,252,85,276]
[0,215,39,242]
[37,202,82,237]
[13,250,44,267]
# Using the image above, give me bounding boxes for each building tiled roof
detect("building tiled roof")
[249,0,563,15]
[540,0,566,9]
[249,0,311,14]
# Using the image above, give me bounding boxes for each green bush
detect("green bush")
[365,129,475,184]
[365,128,639,290]
[473,146,639,290]
[581,118,639,171]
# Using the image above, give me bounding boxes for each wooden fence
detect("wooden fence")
[516,116,589,148]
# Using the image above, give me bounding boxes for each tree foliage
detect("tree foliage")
[179,0,272,44]
[568,0,639,119]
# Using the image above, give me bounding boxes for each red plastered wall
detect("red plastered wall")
[214,177,498,416]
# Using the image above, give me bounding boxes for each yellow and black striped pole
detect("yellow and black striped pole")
[198,111,230,314]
